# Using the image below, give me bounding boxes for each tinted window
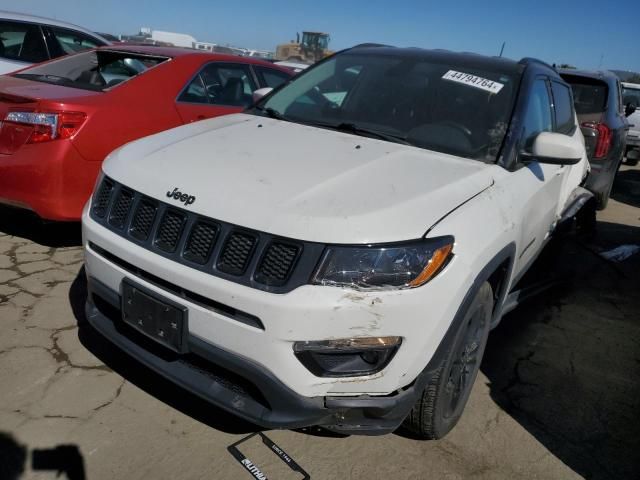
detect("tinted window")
[0,21,48,63]
[566,82,608,115]
[255,66,291,89]
[258,53,520,162]
[551,81,575,134]
[12,50,169,91]
[521,79,553,150]
[178,74,208,103]
[178,63,256,107]
[49,26,101,55]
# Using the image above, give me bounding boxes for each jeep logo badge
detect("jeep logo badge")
[166,188,196,206]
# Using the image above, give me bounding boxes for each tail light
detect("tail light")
[582,122,612,159]
[0,110,86,155]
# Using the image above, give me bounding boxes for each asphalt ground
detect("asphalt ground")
[1,165,639,480]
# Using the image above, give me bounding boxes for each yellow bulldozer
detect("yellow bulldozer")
[275,31,332,64]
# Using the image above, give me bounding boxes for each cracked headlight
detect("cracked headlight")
[312,236,454,290]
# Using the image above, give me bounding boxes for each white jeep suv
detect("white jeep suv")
[82,46,590,438]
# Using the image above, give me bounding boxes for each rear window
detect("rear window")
[12,50,170,91]
[562,75,608,114]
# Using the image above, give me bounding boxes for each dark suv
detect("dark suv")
[559,69,634,209]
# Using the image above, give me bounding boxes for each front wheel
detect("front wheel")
[403,282,493,439]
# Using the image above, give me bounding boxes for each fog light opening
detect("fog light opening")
[360,351,379,365]
[293,337,402,377]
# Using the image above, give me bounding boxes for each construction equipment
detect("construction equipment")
[275,32,332,64]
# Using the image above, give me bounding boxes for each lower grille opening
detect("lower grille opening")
[91,291,271,410]
[89,242,264,330]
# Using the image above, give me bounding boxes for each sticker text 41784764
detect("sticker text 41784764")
[442,70,505,94]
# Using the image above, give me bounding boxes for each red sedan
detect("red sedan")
[0,45,291,220]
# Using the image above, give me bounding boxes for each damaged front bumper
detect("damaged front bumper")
[85,277,430,435]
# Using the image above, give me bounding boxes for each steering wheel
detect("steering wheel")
[438,121,473,137]
[304,86,323,103]
[206,82,222,100]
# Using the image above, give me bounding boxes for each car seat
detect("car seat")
[19,28,47,63]
[219,77,245,106]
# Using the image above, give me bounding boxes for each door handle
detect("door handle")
[190,115,207,123]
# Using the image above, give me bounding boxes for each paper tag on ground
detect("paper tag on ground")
[442,70,504,94]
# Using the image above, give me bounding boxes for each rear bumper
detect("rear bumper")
[584,150,621,200]
[0,140,99,220]
[85,276,424,435]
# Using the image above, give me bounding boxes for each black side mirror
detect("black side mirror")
[625,103,637,117]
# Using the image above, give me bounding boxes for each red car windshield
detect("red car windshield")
[12,49,170,92]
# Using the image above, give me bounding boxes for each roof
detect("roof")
[345,45,531,76]
[622,82,640,89]
[0,10,109,44]
[558,69,619,83]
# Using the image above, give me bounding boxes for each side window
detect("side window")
[0,21,48,63]
[551,81,575,135]
[48,27,100,56]
[202,63,256,107]
[521,79,553,150]
[178,74,208,104]
[254,66,291,89]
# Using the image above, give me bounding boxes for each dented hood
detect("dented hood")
[103,113,494,244]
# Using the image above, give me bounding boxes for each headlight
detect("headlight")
[312,236,454,290]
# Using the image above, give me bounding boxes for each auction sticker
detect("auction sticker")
[442,70,504,94]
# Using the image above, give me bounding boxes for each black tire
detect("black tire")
[403,282,493,439]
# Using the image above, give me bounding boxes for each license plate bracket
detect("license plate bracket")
[121,279,188,353]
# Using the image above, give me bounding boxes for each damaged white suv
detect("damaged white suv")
[82,46,591,438]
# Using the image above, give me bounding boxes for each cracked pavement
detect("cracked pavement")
[1,166,639,479]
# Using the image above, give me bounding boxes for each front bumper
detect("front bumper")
[85,276,428,434]
[81,194,470,432]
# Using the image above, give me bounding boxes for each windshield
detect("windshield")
[255,52,520,161]
[12,50,169,91]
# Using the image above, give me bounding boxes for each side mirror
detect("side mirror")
[521,131,583,165]
[625,103,637,117]
[252,87,273,103]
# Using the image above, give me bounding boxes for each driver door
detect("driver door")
[510,77,569,276]
[175,62,257,123]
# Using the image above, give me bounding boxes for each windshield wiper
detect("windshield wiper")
[253,105,287,121]
[308,121,413,146]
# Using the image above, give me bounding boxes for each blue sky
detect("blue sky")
[13,0,640,72]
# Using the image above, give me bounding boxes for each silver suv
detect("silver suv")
[0,10,109,75]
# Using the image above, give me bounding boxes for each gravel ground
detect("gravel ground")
[1,166,639,480]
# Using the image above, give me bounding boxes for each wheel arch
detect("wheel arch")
[410,243,516,392]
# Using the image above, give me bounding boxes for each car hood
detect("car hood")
[103,113,495,244]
